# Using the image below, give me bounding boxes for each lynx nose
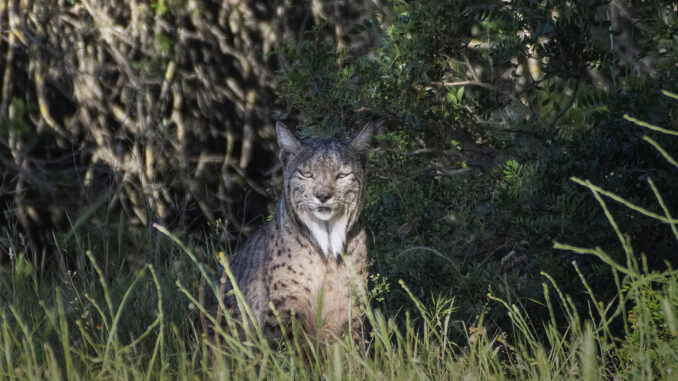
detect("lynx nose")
[314,190,333,203]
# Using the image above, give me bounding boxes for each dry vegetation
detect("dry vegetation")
[0,0,381,258]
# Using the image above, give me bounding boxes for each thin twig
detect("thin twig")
[549,77,580,128]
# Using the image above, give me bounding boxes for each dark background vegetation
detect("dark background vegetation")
[1,0,677,349]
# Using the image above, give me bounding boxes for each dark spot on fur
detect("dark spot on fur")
[272,298,285,307]
[286,265,297,274]
[303,286,311,293]
[264,322,278,332]
[277,249,282,257]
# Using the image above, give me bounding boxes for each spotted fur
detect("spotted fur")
[205,121,373,343]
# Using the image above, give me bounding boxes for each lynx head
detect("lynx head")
[276,121,374,258]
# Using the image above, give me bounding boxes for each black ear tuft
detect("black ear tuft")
[276,121,301,165]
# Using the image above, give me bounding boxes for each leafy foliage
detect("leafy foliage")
[275,0,678,330]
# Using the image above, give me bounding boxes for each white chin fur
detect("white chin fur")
[313,210,334,221]
[301,211,348,258]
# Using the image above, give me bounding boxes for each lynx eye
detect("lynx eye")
[336,172,350,179]
[298,170,313,178]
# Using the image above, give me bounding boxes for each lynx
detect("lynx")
[205,121,374,343]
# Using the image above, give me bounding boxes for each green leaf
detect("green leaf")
[446,91,457,104]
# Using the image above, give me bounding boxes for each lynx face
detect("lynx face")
[276,122,373,257]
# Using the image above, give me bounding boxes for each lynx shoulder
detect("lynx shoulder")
[205,121,374,342]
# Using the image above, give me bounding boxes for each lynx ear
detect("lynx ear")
[276,121,301,165]
[349,122,375,157]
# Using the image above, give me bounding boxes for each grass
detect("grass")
[2,97,678,379]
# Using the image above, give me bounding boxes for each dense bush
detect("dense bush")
[0,0,380,262]
[275,0,678,331]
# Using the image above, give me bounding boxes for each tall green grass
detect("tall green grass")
[1,91,678,379]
